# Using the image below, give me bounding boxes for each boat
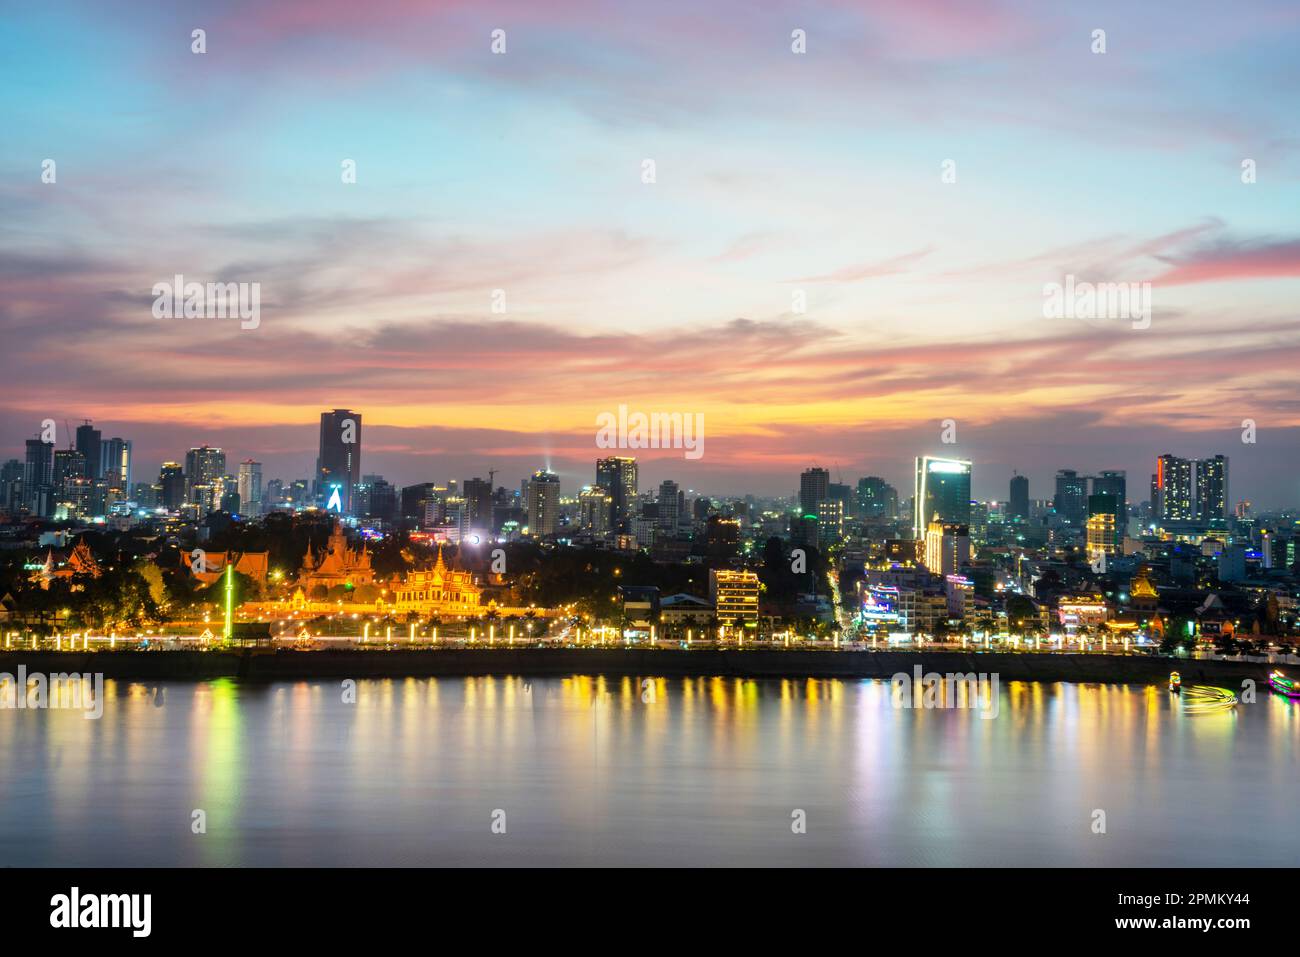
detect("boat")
[1268,670,1299,698]
[1168,671,1181,692]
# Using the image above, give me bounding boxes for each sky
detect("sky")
[2,0,1299,505]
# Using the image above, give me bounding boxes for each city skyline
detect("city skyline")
[4,1,1300,506]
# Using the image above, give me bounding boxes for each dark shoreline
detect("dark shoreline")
[0,648,1273,686]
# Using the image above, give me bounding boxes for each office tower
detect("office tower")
[913,456,972,539]
[52,448,86,494]
[354,475,395,523]
[1052,469,1087,526]
[595,456,637,529]
[1008,474,1029,519]
[100,437,132,489]
[709,569,760,626]
[316,409,362,513]
[657,480,679,530]
[578,485,613,536]
[462,477,493,532]
[817,499,844,543]
[1154,454,1194,522]
[75,421,102,479]
[237,460,263,513]
[1091,470,1126,528]
[857,476,898,520]
[526,469,561,537]
[401,483,437,523]
[923,520,970,577]
[827,481,854,518]
[1195,455,1228,523]
[185,446,226,497]
[799,467,830,516]
[159,462,186,510]
[1086,493,1118,561]
[23,438,54,515]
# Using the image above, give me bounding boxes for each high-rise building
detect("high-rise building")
[75,421,101,480]
[23,438,54,516]
[1091,470,1126,529]
[817,499,844,543]
[1008,474,1029,519]
[1053,469,1087,526]
[913,456,972,539]
[857,476,898,520]
[159,462,186,511]
[799,467,830,517]
[237,460,263,513]
[526,469,561,537]
[1154,454,1195,522]
[923,520,970,577]
[462,477,494,533]
[578,485,613,537]
[595,456,637,529]
[185,446,226,499]
[657,480,680,531]
[1195,455,1228,523]
[316,409,362,513]
[100,437,132,490]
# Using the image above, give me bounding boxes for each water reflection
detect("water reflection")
[0,676,1293,866]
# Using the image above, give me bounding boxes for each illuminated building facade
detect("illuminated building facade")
[595,456,637,530]
[316,409,362,513]
[526,469,561,537]
[297,520,375,593]
[709,569,760,626]
[913,456,971,539]
[923,520,970,576]
[390,547,483,616]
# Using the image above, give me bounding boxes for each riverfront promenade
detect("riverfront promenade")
[0,647,1275,685]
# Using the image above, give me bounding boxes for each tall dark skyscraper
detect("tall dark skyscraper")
[1008,474,1029,519]
[317,409,362,514]
[463,477,493,532]
[799,467,830,516]
[1091,470,1127,529]
[75,421,101,480]
[23,438,54,516]
[913,456,971,538]
[1195,455,1228,523]
[101,437,132,488]
[159,462,186,511]
[1053,469,1087,525]
[857,476,898,520]
[595,456,637,530]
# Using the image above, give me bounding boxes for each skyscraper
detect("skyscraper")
[1053,469,1087,526]
[23,438,54,516]
[159,462,186,511]
[185,446,226,494]
[317,409,362,513]
[526,469,561,537]
[1155,454,1194,522]
[463,477,494,533]
[857,476,898,520]
[1008,474,1029,519]
[238,460,263,513]
[913,456,971,539]
[595,456,637,530]
[1091,470,1126,529]
[1195,455,1228,523]
[75,421,101,479]
[799,467,830,517]
[101,437,132,489]
[657,480,680,530]
[578,485,613,537]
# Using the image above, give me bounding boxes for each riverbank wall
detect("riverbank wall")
[0,648,1274,686]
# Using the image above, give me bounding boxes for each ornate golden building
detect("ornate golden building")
[297,521,375,594]
[390,546,482,616]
